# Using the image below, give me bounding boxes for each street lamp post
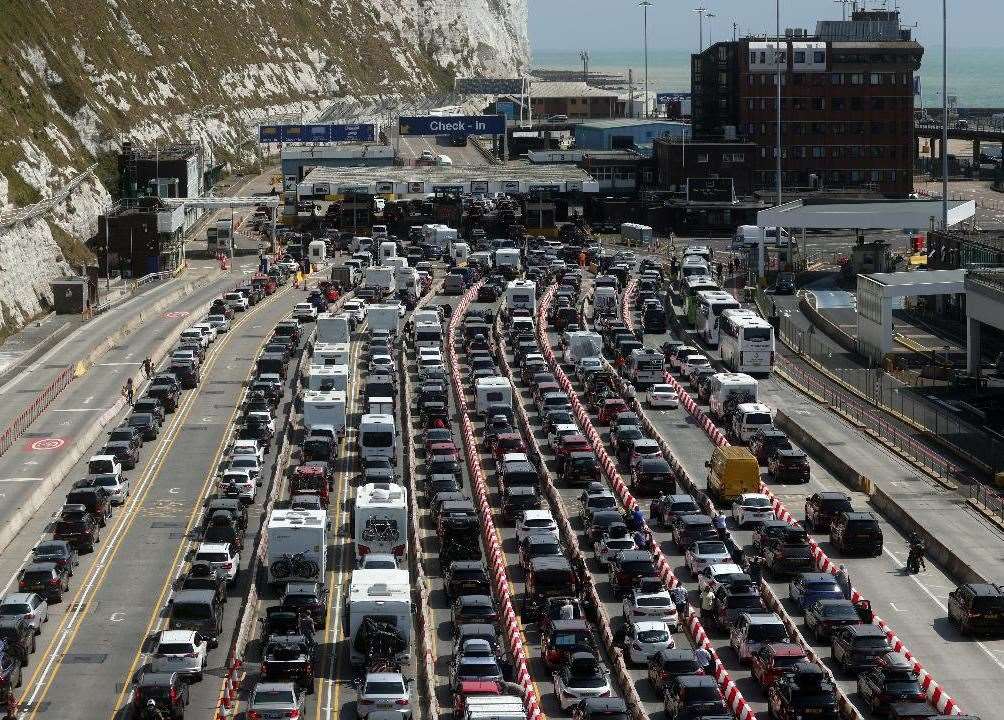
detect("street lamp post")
[640,2,653,119]
[706,12,717,46]
[776,0,783,207]
[694,6,710,53]
[941,0,948,231]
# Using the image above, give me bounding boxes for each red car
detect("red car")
[424,429,454,454]
[290,464,330,506]
[452,680,503,716]
[751,643,807,688]
[554,434,592,472]
[491,433,526,461]
[598,398,629,425]
[427,441,460,461]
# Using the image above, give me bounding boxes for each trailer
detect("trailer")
[354,482,408,561]
[707,372,759,421]
[303,364,349,392]
[621,222,653,247]
[564,331,603,365]
[475,376,513,416]
[505,280,536,313]
[313,342,351,367]
[302,389,347,437]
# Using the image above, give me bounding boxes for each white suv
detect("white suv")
[193,543,240,584]
[151,629,209,679]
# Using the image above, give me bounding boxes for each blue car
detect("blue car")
[789,572,844,611]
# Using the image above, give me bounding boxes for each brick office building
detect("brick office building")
[690,10,923,196]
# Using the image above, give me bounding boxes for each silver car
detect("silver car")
[0,593,48,635]
[249,682,305,719]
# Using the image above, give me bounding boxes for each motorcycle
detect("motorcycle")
[906,541,925,573]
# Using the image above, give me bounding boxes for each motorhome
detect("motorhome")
[396,267,419,294]
[266,509,327,586]
[494,249,521,279]
[733,225,790,248]
[475,376,514,416]
[414,322,443,349]
[505,280,537,313]
[347,569,412,667]
[564,331,603,365]
[364,266,396,295]
[593,286,618,314]
[316,313,350,344]
[354,483,408,561]
[308,240,326,265]
[303,364,349,392]
[629,347,665,388]
[313,342,351,367]
[621,223,653,246]
[366,305,401,335]
[302,390,347,437]
[707,373,759,420]
[379,241,397,264]
[359,413,397,462]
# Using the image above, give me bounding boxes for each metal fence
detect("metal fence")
[0,365,74,457]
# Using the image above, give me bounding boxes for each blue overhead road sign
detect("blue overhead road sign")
[398,115,505,137]
[258,123,376,143]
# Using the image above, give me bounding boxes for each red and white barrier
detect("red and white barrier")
[447,281,543,720]
[620,280,637,334]
[654,308,964,717]
[538,285,757,720]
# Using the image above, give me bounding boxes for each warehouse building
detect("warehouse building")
[529,82,622,120]
[574,119,690,152]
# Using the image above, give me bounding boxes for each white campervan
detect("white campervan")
[707,373,759,421]
[354,482,408,561]
[302,389,347,437]
[359,413,397,462]
[266,509,327,586]
[506,280,537,313]
[348,569,412,667]
[475,376,513,416]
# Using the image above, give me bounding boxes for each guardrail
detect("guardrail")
[0,365,73,457]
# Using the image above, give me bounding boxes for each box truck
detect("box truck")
[266,509,327,586]
[621,222,653,247]
[354,482,408,561]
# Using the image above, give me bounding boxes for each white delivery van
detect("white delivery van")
[304,364,349,392]
[564,331,603,365]
[359,413,397,462]
[707,373,759,420]
[266,509,327,586]
[302,389,347,437]
[733,225,790,248]
[731,402,776,444]
[679,256,710,282]
[506,280,537,313]
[384,256,408,273]
[475,376,513,416]
[379,241,397,264]
[413,322,443,350]
[463,696,527,720]
[316,313,350,344]
[308,240,327,265]
[366,305,401,335]
[354,482,408,561]
[313,342,351,367]
[348,569,412,667]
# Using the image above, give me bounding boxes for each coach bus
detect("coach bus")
[719,309,775,375]
[682,275,720,326]
[696,290,742,347]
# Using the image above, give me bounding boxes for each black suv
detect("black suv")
[31,540,78,577]
[147,374,182,412]
[175,563,228,606]
[768,661,838,720]
[280,582,328,629]
[52,505,100,552]
[128,412,161,441]
[830,623,891,675]
[661,675,727,719]
[108,424,143,451]
[646,649,701,693]
[767,449,810,484]
[444,561,491,601]
[751,519,790,555]
[169,360,200,389]
[804,492,854,532]
[101,440,139,470]
[748,427,791,465]
[762,527,814,578]
[17,562,70,603]
[0,616,35,661]
[132,671,190,720]
[608,551,657,598]
[829,511,883,556]
[856,651,925,713]
[948,582,1004,635]
[132,397,166,424]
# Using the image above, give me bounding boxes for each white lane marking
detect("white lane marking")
[889,602,901,612]
[95,362,142,366]
[110,612,124,622]
[883,546,1004,672]
[50,408,101,413]
[0,478,42,483]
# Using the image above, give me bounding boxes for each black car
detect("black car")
[856,652,926,713]
[128,412,161,441]
[804,492,854,532]
[147,374,182,412]
[948,582,1004,635]
[829,511,883,556]
[132,397,166,424]
[630,458,675,495]
[31,540,78,576]
[646,649,702,692]
[108,424,143,450]
[132,671,190,720]
[0,616,35,662]
[501,486,541,521]
[571,698,628,720]
[608,551,656,598]
[767,449,810,484]
[711,585,768,628]
[561,452,600,487]
[52,507,100,552]
[751,519,790,554]
[803,599,863,641]
[101,441,139,470]
[768,662,838,720]
[830,624,891,675]
[17,562,69,603]
[762,527,814,578]
[176,562,228,606]
[662,675,727,719]
[170,360,200,389]
[280,582,328,629]
[443,561,491,600]
[586,510,624,543]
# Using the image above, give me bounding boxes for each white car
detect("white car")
[357,672,412,718]
[226,455,261,483]
[684,540,732,577]
[731,493,774,528]
[576,357,603,379]
[151,629,209,679]
[359,553,398,570]
[594,534,636,569]
[730,613,789,664]
[87,454,122,480]
[547,424,580,451]
[343,301,366,323]
[0,593,48,635]
[515,510,559,544]
[647,384,679,409]
[219,469,256,503]
[90,473,130,505]
[293,302,318,322]
[192,323,218,343]
[624,620,675,665]
[697,563,747,595]
[250,682,304,720]
[369,355,396,374]
[622,590,679,629]
[224,292,249,311]
[171,350,200,369]
[206,314,231,333]
[681,354,711,378]
[193,542,240,583]
[231,438,265,464]
[553,656,613,710]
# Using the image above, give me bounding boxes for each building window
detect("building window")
[870,121,883,133]
[791,73,803,85]
[831,73,842,85]
[851,73,863,85]
[812,147,825,158]
[794,51,806,63]
[747,98,754,110]
[697,153,709,163]
[870,146,883,158]
[832,97,845,111]
[850,97,863,111]
[718,71,728,85]
[793,97,804,110]
[759,51,767,63]
[749,51,757,65]
[814,51,826,63]
[833,122,844,135]
[870,73,882,85]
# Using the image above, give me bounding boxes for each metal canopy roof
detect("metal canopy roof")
[757,199,975,230]
[160,197,279,209]
[298,164,599,195]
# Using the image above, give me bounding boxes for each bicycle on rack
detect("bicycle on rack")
[270,552,320,580]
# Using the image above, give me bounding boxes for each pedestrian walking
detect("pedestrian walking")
[143,357,153,378]
[712,512,727,539]
[836,565,851,598]
[700,586,715,617]
[693,645,713,676]
[747,554,762,584]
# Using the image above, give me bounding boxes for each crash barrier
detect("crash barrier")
[0,364,73,457]
[492,316,650,720]
[620,279,637,334]
[538,285,758,720]
[651,303,965,717]
[607,297,869,720]
[219,658,246,714]
[401,288,441,720]
[447,280,544,720]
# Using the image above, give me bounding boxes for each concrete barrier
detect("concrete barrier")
[797,294,858,355]
[774,410,870,493]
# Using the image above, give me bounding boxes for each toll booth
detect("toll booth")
[339,193,373,234]
[524,194,557,238]
[51,278,92,314]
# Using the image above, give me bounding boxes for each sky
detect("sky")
[527,0,1001,53]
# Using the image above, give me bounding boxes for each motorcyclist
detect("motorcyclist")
[907,532,926,572]
[144,699,168,720]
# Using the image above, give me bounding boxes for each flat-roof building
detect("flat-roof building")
[529,81,622,120]
[574,119,690,151]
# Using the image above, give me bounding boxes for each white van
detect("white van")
[348,569,412,667]
[731,402,775,444]
[733,225,790,248]
[354,482,408,561]
[266,509,327,585]
[413,322,443,350]
[475,376,513,416]
[359,413,397,462]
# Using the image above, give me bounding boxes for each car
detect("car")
[624,620,674,665]
[594,528,635,570]
[748,428,791,465]
[52,507,100,553]
[684,540,731,577]
[206,314,231,333]
[232,438,266,464]
[830,624,891,675]
[829,511,883,556]
[515,510,559,544]
[133,397,166,425]
[803,599,864,641]
[751,519,790,555]
[671,513,716,549]
[17,562,69,603]
[579,487,618,524]
[443,561,490,600]
[449,655,503,690]
[750,643,807,688]
[762,528,814,579]
[225,292,249,311]
[570,698,628,720]
[767,449,810,483]
[644,383,679,409]
[280,582,328,629]
[226,454,261,483]
[856,652,926,713]
[519,535,562,572]
[193,543,240,584]
[171,349,201,368]
[662,674,727,719]
[101,440,139,470]
[803,492,854,531]
[680,353,712,379]
[730,612,789,663]
[249,681,305,720]
[359,554,399,570]
[30,540,78,576]
[646,648,701,693]
[586,510,626,544]
[293,302,318,322]
[608,550,657,597]
[697,563,747,595]
[552,652,613,710]
[767,662,839,720]
[87,473,131,505]
[652,494,700,528]
[127,412,161,441]
[731,493,773,528]
[151,629,210,680]
[548,424,581,452]
[710,584,768,629]
[948,582,1004,635]
[622,589,679,629]
[0,593,47,635]
[343,301,365,324]
[132,671,191,720]
[789,573,844,612]
[452,595,498,625]
[108,424,143,450]
[628,439,662,469]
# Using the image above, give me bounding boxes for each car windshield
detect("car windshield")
[742,497,770,508]
[620,560,655,575]
[637,595,671,607]
[747,624,788,642]
[745,413,773,425]
[92,477,120,488]
[524,519,553,528]
[822,604,860,620]
[686,686,723,702]
[807,581,840,592]
[172,603,213,620]
[856,637,889,649]
[34,544,64,557]
[695,542,727,555]
[460,661,501,677]
[637,629,670,643]
[195,552,229,563]
[253,689,296,705]
[0,604,30,615]
[157,643,195,655]
[772,654,803,667]
[727,595,763,610]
